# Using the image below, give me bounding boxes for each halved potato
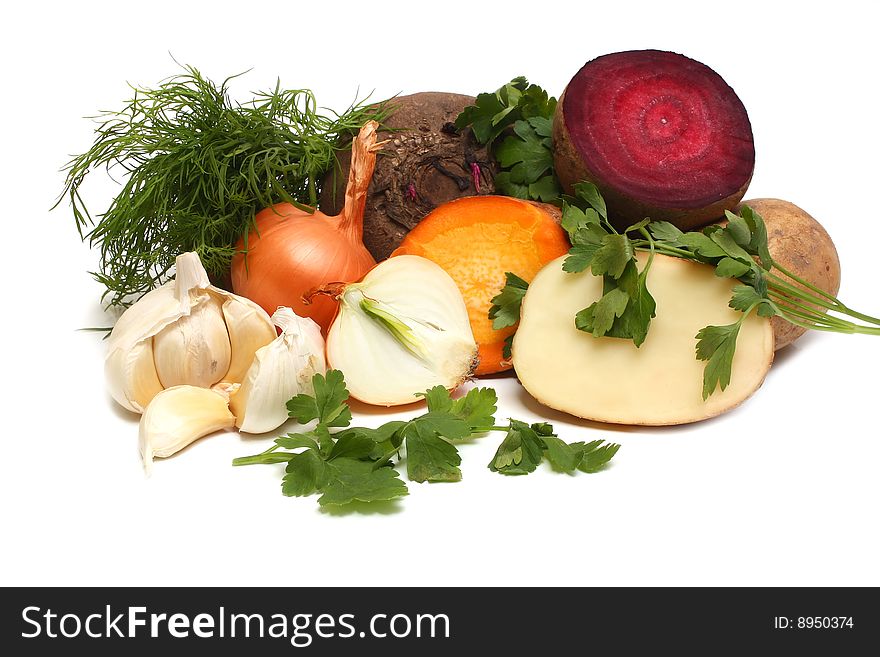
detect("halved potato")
[512,253,773,425]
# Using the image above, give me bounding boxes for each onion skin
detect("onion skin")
[231,204,375,332]
[230,122,381,333]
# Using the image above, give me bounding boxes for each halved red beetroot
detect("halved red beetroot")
[553,50,755,230]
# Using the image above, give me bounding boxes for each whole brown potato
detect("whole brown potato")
[736,198,841,350]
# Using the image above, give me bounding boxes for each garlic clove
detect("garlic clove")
[326,255,477,406]
[105,339,165,413]
[220,295,278,384]
[152,295,232,389]
[139,385,235,473]
[231,307,326,434]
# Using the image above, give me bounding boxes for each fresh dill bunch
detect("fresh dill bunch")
[55,65,389,307]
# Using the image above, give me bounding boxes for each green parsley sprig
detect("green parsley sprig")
[642,208,880,397]
[488,184,880,399]
[233,370,619,508]
[455,77,561,203]
[487,272,529,359]
[559,183,658,348]
[489,420,620,476]
[487,181,657,357]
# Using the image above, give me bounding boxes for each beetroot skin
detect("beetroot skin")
[553,50,755,230]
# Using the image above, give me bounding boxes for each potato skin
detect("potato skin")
[737,198,841,350]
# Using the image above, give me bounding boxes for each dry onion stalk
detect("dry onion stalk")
[231,121,386,332]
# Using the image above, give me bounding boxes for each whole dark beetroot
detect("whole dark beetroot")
[320,92,497,261]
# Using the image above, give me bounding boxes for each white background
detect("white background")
[2,0,878,587]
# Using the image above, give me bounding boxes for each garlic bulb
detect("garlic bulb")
[105,252,277,413]
[325,255,478,406]
[231,307,326,434]
[139,385,235,474]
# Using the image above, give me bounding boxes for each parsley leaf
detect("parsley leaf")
[648,221,685,243]
[454,86,516,144]
[405,423,462,483]
[723,211,752,246]
[606,261,656,347]
[419,386,454,413]
[456,78,561,203]
[575,440,622,473]
[561,203,602,239]
[489,420,621,476]
[238,371,619,510]
[453,389,498,430]
[727,285,764,312]
[542,435,581,473]
[495,119,554,183]
[501,334,515,361]
[562,242,601,274]
[575,287,630,336]
[591,234,634,280]
[571,181,608,221]
[677,232,728,259]
[274,432,321,451]
[695,322,742,400]
[359,421,408,460]
[563,185,656,346]
[563,211,588,237]
[528,175,563,203]
[419,386,498,431]
[709,230,753,264]
[489,420,546,475]
[715,257,752,279]
[282,450,328,497]
[286,369,351,428]
[492,172,528,200]
[738,205,773,268]
[518,84,557,122]
[454,77,526,144]
[405,387,500,482]
[318,459,408,506]
[488,272,529,330]
[327,432,377,460]
[411,411,471,441]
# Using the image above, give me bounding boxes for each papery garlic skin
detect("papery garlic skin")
[326,255,477,406]
[139,385,235,474]
[104,252,276,413]
[231,307,326,434]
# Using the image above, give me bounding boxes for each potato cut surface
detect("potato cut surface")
[513,253,773,425]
